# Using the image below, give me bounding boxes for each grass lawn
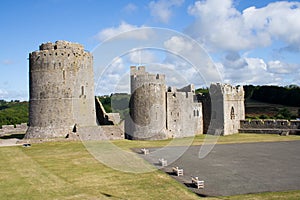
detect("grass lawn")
[0,134,300,199]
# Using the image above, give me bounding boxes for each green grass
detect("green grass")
[0,134,300,199]
[0,141,198,200]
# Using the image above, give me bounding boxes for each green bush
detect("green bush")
[0,100,28,127]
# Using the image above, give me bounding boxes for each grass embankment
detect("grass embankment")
[0,134,300,199]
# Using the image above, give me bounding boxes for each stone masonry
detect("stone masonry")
[25,41,97,139]
[25,41,246,140]
[207,83,245,135]
[125,66,204,140]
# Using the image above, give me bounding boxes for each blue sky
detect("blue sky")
[1,0,300,100]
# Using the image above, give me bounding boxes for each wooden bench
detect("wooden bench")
[191,176,204,189]
[141,148,149,155]
[158,158,167,167]
[172,167,183,176]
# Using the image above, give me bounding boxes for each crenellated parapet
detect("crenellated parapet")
[30,41,92,72]
[130,66,165,93]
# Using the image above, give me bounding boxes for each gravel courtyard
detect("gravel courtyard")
[140,140,300,197]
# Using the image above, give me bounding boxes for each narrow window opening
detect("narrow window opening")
[230,107,235,120]
[63,70,66,80]
[81,86,85,96]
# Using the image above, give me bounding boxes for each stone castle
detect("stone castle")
[125,66,244,140]
[25,41,245,140]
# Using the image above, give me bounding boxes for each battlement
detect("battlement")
[30,40,87,60]
[210,83,244,95]
[0,123,28,136]
[240,119,300,129]
[39,40,84,51]
[130,66,165,80]
[130,66,165,93]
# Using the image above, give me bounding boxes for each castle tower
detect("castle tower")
[126,66,167,140]
[25,41,97,139]
[207,83,245,135]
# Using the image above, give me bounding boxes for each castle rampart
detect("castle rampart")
[239,119,300,135]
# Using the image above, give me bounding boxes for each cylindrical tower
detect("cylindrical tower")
[25,40,97,139]
[126,66,167,140]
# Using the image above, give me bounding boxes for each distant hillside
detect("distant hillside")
[0,100,28,128]
[243,85,300,119]
[244,85,300,107]
[97,93,130,120]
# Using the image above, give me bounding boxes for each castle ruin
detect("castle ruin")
[125,66,244,140]
[25,41,246,140]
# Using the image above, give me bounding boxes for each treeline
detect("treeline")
[97,93,130,120]
[244,85,300,107]
[0,100,29,128]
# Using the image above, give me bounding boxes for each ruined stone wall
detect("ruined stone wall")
[0,123,27,136]
[240,119,300,134]
[166,85,202,138]
[25,41,97,139]
[126,66,167,140]
[207,83,245,135]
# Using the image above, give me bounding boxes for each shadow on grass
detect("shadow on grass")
[100,192,123,199]
[183,182,209,198]
[0,133,25,140]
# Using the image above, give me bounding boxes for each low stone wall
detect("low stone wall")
[239,119,300,135]
[77,125,124,140]
[0,123,28,136]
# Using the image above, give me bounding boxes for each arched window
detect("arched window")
[197,110,199,117]
[230,107,235,120]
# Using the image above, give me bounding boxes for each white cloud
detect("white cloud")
[219,55,300,86]
[187,0,300,52]
[163,35,222,84]
[267,60,298,74]
[163,36,193,52]
[223,52,248,69]
[94,21,152,41]
[128,49,158,64]
[0,88,28,101]
[149,0,184,23]
[123,3,137,13]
